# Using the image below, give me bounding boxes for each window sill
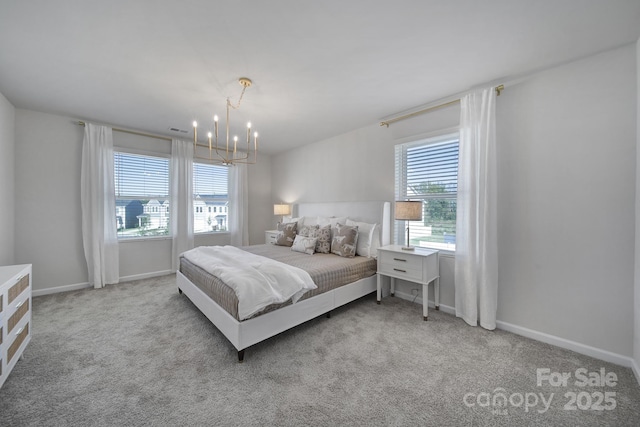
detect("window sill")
[195,231,230,237]
[118,235,172,243]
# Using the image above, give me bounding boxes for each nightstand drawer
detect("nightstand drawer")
[265,230,279,245]
[379,251,423,271]
[378,262,422,282]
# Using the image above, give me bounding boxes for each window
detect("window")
[193,162,229,233]
[114,151,170,239]
[395,133,459,251]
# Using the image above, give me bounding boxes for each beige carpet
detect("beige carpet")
[1,273,639,426]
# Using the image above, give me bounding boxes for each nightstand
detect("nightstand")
[376,244,439,320]
[265,230,279,244]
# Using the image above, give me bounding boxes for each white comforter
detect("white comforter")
[182,245,317,320]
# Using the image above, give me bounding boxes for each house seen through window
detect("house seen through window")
[395,133,459,251]
[193,162,229,233]
[114,151,170,239]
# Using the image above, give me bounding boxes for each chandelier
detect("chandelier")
[192,77,258,165]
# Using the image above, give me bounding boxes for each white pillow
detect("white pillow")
[300,216,318,227]
[291,235,317,255]
[369,224,381,257]
[282,216,300,224]
[346,219,378,258]
[317,216,348,227]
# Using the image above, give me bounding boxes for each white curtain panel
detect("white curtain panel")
[229,163,249,246]
[81,123,119,289]
[170,139,194,270]
[454,87,498,330]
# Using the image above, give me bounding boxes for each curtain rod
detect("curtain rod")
[379,84,504,128]
[77,121,173,142]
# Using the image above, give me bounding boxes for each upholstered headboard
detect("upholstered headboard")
[293,201,391,246]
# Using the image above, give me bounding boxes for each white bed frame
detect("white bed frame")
[177,200,391,362]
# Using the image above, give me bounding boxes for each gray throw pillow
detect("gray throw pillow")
[275,222,297,247]
[313,224,331,254]
[331,223,359,258]
[298,224,319,238]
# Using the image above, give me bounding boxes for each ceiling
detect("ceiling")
[1,0,639,154]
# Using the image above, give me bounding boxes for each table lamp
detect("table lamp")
[273,203,291,225]
[395,200,423,250]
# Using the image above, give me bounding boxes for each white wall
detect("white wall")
[272,44,637,359]
[0,91,15,265]
[497,45,636,357]
[14,109,272,291]
[14,109,87,290]
[247,152,273,245]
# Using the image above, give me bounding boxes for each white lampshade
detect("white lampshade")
[273,204,291,216]
[395,201,422,221]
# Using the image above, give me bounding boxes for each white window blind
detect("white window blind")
[193,162,229,233]
[395,134,459,251]
[114,151,170,238]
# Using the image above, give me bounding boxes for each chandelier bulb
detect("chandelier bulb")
[247,122,252,129]
[193,121,198,128]
[207,132,212,138]
[213,115,218,122]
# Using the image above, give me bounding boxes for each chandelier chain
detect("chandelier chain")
[228,85,247,110]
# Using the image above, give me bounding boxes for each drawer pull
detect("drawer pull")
[393,258,407,262]
[393,268,407,273]
[15,300,25,308]
[15,326,24,335]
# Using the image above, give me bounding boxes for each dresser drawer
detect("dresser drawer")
[8,274,29,305]
[7,322,29,363]
[8,298,29,334]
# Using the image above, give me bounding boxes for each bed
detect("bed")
[177,200,391,362]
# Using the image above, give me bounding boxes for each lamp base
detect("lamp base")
[401,246,415,251]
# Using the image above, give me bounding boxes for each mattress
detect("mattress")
[179,244,377,321]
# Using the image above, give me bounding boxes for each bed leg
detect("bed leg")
[237,350,245,363]
[326,311,332,319]
[178,288,182,295]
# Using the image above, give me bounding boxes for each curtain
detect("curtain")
[170,139,194,270]
[81,123,119,288]
[454,87,498,330]
[229,163,249,246]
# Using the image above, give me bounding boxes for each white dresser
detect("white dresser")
[376,245,439,320]
[0,264,32,389]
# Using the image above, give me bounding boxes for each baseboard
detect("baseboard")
[32,270,175,297]
[495,320,636,370]
[33,281,92,297]
[119,270,174,283]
